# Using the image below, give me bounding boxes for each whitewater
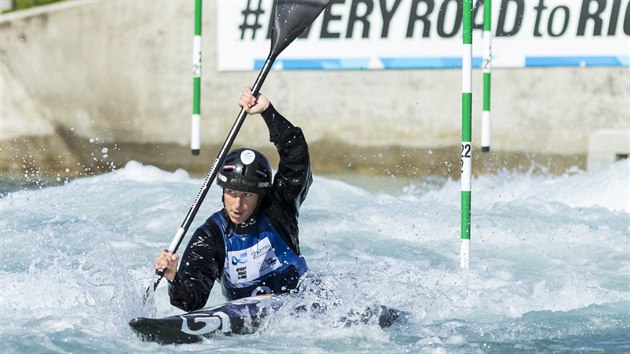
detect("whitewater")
[0,159,628,353]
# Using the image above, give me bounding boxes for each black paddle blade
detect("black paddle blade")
[269,0,330,58]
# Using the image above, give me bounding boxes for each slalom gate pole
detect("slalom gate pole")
[191,0,202,155]
[481,0,492,153]
[460,0,473,269]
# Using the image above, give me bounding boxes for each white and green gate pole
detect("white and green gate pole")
[191,0,202,155]
[481,0,492,153]
[460,0,473,269]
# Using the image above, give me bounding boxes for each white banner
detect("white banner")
[217,0,630,71]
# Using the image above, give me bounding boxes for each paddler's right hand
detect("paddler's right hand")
[239,86,270,115]
[154,250,179,281]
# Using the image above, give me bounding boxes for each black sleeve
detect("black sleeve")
[167,218,225,312]
[260,104,312,255]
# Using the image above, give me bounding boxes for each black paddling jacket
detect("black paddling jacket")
[167,104,312,312]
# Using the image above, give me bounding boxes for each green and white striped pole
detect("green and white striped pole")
[460,0,473,269]
[191,0,202,155]
[481,0,492,153]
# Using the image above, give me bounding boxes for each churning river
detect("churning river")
[1,160,628,353]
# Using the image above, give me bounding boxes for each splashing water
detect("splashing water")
[0,160,628,353]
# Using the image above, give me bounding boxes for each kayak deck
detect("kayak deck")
[130,295,406,345]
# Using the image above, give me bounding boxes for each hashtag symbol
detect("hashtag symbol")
[239,0,265,40]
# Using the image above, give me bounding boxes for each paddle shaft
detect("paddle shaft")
[152,56,275,291]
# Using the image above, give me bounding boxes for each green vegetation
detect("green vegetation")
[16,0,67,10]
[3,0,67,13]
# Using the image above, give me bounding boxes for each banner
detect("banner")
[217,0,630,70]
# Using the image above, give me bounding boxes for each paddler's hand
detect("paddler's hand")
[239,86,270,115]
[154,250,179,281]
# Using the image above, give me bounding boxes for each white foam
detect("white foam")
[421,160,629,212]
[0,160,628,351]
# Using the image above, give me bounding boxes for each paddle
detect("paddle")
[144,0,330,302]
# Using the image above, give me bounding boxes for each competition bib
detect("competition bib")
[226,237,281,283]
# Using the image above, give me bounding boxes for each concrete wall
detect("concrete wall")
[1,0,629,179]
